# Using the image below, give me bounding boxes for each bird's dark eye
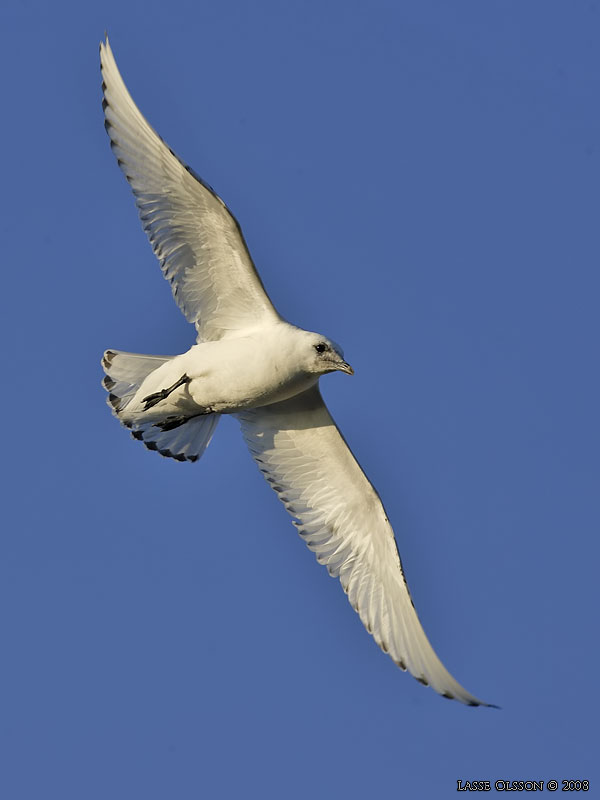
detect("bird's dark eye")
[314,343,328,354]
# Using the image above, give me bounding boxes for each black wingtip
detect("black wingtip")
[465,700,501,709]
[100,33,109,60]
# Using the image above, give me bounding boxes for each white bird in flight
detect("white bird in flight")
[100,37,495,707]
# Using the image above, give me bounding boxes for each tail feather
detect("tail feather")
[101,349,219,462]
[102,349,172,413]
[131,413,220,462]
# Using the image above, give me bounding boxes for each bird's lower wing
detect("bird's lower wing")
[100,37,281,342]
[236,386,493,706]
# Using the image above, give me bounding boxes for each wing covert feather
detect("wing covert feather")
[100,38,280,341]
[237,386,492,706]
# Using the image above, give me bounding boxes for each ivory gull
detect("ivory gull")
[100,37,495,707]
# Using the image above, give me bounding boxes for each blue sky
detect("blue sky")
[2,1,599,797]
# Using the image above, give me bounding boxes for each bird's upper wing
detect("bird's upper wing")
[236,386,493,706]
[100,38,281,342]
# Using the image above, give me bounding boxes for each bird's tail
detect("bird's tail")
[102,349,172,413]
[101,349,219,462]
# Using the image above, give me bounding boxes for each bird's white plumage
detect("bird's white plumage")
[237,386,488,706]
[100,38,494,707]
[100,38,281,342]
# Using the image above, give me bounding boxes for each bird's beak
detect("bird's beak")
[336,360,354,376]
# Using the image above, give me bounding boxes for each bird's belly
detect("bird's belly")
[188,366,318,413]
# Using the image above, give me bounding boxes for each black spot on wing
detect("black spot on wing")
[156,415,189,431]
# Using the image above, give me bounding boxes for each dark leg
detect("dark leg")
[155,408,214,431]
[142,374,190,410]
[155,415,189,431]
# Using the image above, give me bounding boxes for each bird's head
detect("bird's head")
[302,332,354,377]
